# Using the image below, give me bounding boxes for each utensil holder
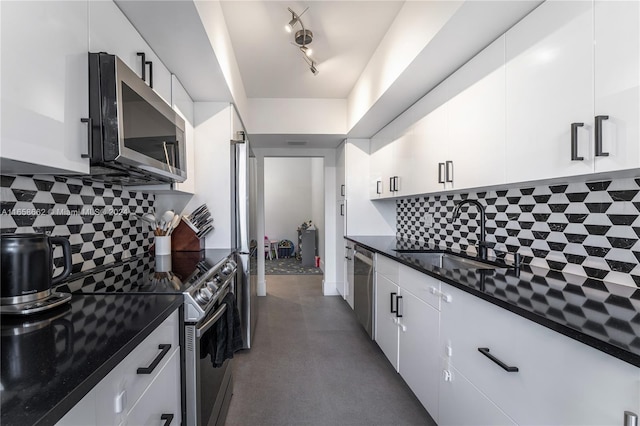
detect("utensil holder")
[155,236,171,255]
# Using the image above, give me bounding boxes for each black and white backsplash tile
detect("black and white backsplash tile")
[397,176,640,288]
[0,175,154,275]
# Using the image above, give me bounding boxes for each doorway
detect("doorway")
[263,157,325,281]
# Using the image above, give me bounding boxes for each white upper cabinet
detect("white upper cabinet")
[0,0,90,175]
[592,0,640,172]
[89,1,172,105]
[369,135,395,199]
[505,0,595,183]
[448,36,506,190]
[171,75,195,194]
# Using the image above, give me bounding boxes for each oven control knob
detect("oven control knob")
[221,262,236,276]
[196,287,213,304]
[206,280,218,292]
[213,274,222,284]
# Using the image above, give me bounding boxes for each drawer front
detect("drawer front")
[439,361,516,426]
[376,254,399,283]
[95,310,180,423]
[441,283,640,424]
[398,263,441,310]
[123,348,181,425]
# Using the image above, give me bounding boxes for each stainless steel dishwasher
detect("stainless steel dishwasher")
[353,245,374,339]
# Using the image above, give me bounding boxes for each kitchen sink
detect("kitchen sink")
[394,250,508,270]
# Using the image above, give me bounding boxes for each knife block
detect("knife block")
[171,220,205,252]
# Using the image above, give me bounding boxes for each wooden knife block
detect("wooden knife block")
[171,220,205,252]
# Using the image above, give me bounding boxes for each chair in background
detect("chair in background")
[264,236,279,260]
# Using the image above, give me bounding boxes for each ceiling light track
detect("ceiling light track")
[285,6,319,76]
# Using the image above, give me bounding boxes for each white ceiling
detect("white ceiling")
[219,1,404,99]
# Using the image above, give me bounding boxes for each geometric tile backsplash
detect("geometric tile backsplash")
[397,175,640,288]
[0,175,155,275]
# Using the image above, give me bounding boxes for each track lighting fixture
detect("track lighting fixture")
[285,7,319,76]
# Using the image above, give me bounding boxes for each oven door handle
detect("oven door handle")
[196,303,228,338]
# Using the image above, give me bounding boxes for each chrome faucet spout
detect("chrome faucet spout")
[451,199,487,260]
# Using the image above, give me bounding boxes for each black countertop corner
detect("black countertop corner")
[346,235,640,368]
[1,293,182,426]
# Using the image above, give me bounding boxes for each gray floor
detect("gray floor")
[225,275,436,426]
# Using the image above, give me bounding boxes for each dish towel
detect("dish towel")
[203,292,244,368]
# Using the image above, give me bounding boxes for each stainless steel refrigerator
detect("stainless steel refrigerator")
[231,134,258,349]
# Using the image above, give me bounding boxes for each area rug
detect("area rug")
[265,257,323,275]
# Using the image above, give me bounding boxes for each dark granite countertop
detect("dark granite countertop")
[1,293,183,426]
[347,235,640,368]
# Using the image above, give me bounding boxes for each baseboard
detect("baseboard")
[322,280,340,296]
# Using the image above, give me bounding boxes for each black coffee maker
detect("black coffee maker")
[0,233,73,315]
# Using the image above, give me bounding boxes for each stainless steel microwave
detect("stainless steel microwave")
[88,52,186,185]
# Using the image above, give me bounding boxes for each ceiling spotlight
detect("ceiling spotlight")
[285,6,319,77]
[285,14,297,33]
[299,46,312,57]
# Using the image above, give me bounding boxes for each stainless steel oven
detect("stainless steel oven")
[183,258,238,426]
[353,245,374,339]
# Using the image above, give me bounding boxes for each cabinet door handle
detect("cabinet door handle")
[570,122,585,160]
[595,115,609,157]
[340,203,344,216]
[376,180,382,194]
[146,61,154,88]
[445,161,454,183]
[341,184,345,197]
[478,347,518,372]
[80,117,93,159]
[137,344,171,374]
[393,176,399,192]
[161,413,174,425]
[395,295,403,318]
[389,177,394,193]
[624,411,638,426]
[390,292,397,314]
[438,162,445,184]
[137,52,146,81]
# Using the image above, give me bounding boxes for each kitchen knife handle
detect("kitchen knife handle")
[595,115,609,156]
[571,122,584,160]
[80,117,93,159]
[136,52,146,81]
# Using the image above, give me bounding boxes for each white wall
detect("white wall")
[310,158,325,265]
[185,102,232,249]
[248,98,347,135]
[264,158,314,248]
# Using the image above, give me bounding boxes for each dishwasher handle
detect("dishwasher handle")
[354,251,373,266]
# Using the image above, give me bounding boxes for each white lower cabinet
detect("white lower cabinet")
[57,311,181,425]
[440,282,640,425]
[439,361,516,426]
[374,273,399,370]
[123,349,181,425]
[397,289,439,421]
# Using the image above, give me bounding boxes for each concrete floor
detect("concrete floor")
[225,275,436,426]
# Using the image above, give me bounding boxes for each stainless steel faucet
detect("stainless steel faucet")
[451,199,487,260]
